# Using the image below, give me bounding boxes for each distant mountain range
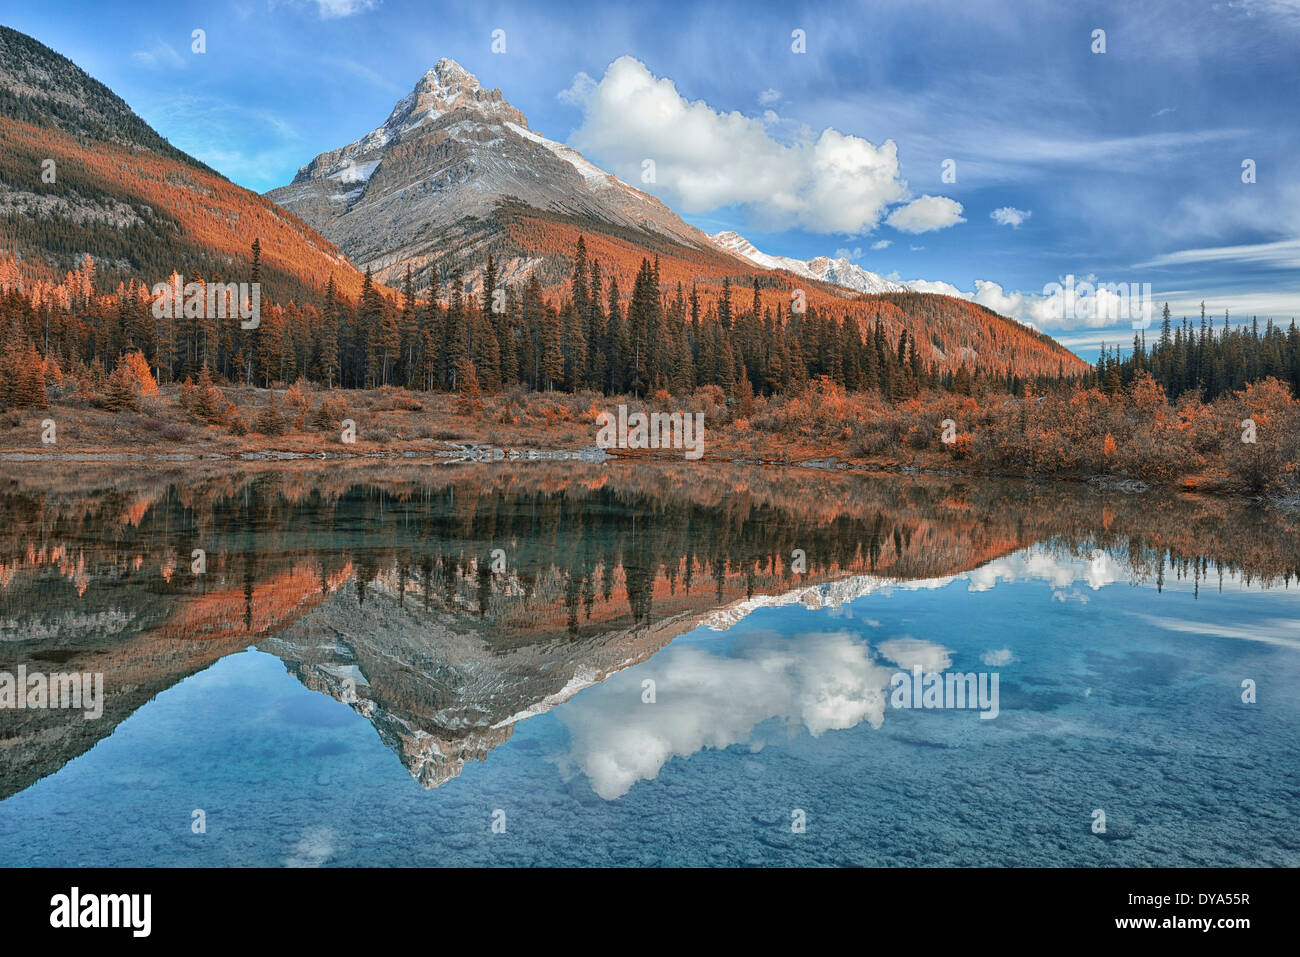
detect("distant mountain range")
[708,230,908,295]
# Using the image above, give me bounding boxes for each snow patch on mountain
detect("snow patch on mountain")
[332,161,379,184]
[506,122,609,186]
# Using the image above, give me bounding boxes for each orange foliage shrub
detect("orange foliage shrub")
[1223,377,1299,493]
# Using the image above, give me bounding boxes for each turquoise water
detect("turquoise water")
[2,536,1296,867]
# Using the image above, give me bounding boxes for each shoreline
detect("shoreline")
[2,380,1295,501]
[4,437,1296,508]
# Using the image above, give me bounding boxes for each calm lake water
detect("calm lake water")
[0,463,1297,866]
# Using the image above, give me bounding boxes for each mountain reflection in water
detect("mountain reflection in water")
[1,462,1298,802]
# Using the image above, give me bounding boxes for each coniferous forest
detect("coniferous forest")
[4,235,1298,413]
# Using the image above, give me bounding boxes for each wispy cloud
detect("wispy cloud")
[329,57,405,94]
[1130,613,1300,650]
[133,92,304,190]
[1136,238,1300,270]
[131,39,185,70]
[986,129,1253,173]
[310,0,379,18]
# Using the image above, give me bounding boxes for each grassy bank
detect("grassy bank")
[2,370,1297,497]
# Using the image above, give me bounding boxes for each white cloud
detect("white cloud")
[899,275,1163,330]
[557,71,596,106]
[562,56,915,234]
[990,206,1031,228]
[558,631,894,799]
[758,88,781,106]
[981,648,1014,666]
[871,239,893,250]
[969,279,1067,326]
[835,246,863,260]
[886,195,966,233]
[877,637,953,672]
[904,278,966,297]
[967,550,1120,592]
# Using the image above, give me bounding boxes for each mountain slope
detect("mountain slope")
[0,25,366,300]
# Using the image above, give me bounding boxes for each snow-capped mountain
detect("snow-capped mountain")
[266,58,715,286]
[709,230,908,295]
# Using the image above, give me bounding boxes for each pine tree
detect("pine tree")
[497,285,518,387]
[358,268,390,387]
[454,357,483,413]
[14,341,47,409]
[399,264,418,385]
[315,276,340,388]
[541,300,563,391]
[584,259,606,390]
[481,255,498,318]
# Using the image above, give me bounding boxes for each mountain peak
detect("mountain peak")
[424,57,474,85]
[414,57,479,100]
[391,58,525,130]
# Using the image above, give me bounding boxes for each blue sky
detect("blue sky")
[6,0,1300,358]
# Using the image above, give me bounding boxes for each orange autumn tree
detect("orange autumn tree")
[121,350,159,397]
[0,336,48,410]
[103,350,159,412]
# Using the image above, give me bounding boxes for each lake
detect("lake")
[0,462,1297,866]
